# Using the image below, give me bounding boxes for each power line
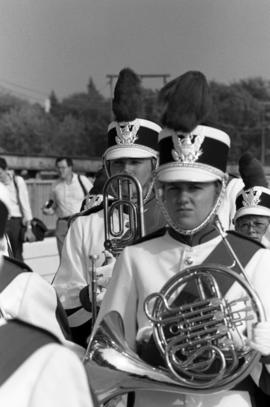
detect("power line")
[0,85,45,103]
[0,78,48,97]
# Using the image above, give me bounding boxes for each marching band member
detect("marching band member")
[234,152,270,246]
[92,71,270,407]
[233,152,270,407]
[0,274,97,407]
[0,182,96,406]
[53,67,165,347]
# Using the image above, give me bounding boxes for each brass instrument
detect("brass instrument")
[88,174,146,328]
[103,173,145,257]
[89,254,99,330]
[84,214,266,403]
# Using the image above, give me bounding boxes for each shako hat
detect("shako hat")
[155,71,230,183]
[234,152,270,221]
[104,68,161,161]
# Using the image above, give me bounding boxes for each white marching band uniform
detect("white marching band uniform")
[53,195,165,331]
[93,229,270,407]
[0,326,94,407]
[0,267,96,407]
[53,177,242,311]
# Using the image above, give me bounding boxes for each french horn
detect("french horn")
[84,217,265,404]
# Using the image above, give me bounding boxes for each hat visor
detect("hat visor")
[104,145,157,160]
[234,206,270,221]
[156,164,224,183]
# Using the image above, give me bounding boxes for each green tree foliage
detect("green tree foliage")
[0,76,269,163]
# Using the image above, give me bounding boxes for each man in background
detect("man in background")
[0,157,35,261]
[42,157,93,256]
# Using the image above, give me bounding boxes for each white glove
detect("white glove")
[84,194,103,210]
[248,322,270,356]
[96,287,106,306]
[96,259,116,289]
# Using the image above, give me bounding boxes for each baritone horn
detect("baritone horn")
[88,173,146,327]
[103,173,145,257]
[84,216,265,403]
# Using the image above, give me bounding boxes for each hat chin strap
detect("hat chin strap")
[155,176,227,236]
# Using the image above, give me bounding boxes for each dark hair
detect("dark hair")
[158,71,212,133]
[55,157,73,167]
[0,157,8,170]
[90,167,108,194]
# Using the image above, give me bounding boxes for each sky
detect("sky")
[1,0,270,104]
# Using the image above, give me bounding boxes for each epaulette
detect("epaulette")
[68,203,106,227]
[132,227,167,246]
[227,230,265,249]
[0,256,32,293]
[3,256,33,272]
[69,198,117,227]
[0,319,60,386]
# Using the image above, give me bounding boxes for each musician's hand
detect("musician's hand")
[248,322,270,356]
[84,194,103,210]
[96,258,116,288]
[24,228,36,243]
[136,326,153,344]
[96,287,106,306]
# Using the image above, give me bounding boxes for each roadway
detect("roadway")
[23,237,59,283]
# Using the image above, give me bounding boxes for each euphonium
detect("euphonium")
[103,173,145,257]
[84,217,265,403]
[89,173,146,327]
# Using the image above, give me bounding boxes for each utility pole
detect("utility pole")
[106,73,170,120]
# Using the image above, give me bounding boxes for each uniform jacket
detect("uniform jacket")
[92,228,270,407]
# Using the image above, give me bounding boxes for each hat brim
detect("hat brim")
[156,164,224,183]
[104,145,157,160]
[234,206,270,221]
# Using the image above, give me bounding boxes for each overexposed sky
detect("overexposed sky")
[1,0,270,103]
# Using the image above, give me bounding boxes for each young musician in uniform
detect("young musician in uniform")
[233,152,270,407]
[53,68,165,346]
[92,71,270,407]
[234,152,270,245]
[0,183,97,406]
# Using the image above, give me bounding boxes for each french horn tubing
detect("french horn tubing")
[85,216,265,403]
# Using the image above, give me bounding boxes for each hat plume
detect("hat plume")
[159,71,212,133]
[239,152,268,189]
[112,68,143,122]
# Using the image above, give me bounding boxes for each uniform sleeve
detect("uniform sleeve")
[92,248,138,350]
[248,250,270,394]
[53,218,89,309]
[17,176,33,222]
[31,346,96,407]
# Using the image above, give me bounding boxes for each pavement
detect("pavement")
[23,236,59,283]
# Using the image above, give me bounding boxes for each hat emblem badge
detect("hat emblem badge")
[171,133,205,163]
[115,120,140,145]
[242,189,262,207]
